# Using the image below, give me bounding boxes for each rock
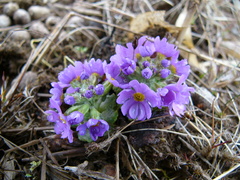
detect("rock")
[29,21,50,38]
[13,9,31,25]
[66,16,85,28]
[0,14,11,27]
[9,30,31,41]
[3,2,19,17]
[12,71,38,90]
[45,16,61,30]
[28,5,51,20]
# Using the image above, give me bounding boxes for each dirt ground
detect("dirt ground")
[0,0,240,179]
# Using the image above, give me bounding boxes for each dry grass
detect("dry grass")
[0,0,240,179]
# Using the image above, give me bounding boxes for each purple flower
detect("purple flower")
[105,62,130,88]
[84,90,93,98]
[76,119,109,141]
[136,36,156,57]
[94,84,105,95]
[170,59,190,78]
[112,43,136,63]
[87,119,109,141]
[49,97,61,112]
[45,110,59,122]
[67,111,84,125]
[58,65,77,88]
[54,121,74,143]
[117,80,159,121]
[84,58,106,76]
[160,69,171,78]
[45,99,74,143]
[154,37,179,61]
[157,75,194,116]
[64,95,75,105]
[73,61,84,77]
[142,67,153,79]
[49,82,63,107]
[76,124,87,136]
[110,42,137,75]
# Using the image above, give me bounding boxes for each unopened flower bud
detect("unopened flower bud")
[84,90,93,98]
[142,67,153,79]
[161,59,170,67]
[64,95,75,105]
[94,84,104,95]
[142,61,150,68]
[160,69,171,78]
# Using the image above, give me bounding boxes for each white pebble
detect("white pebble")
[9,30,31,41]
[45,16,61,30]
[28,6,51,20]
[67,16,85,28]
[0,14,11,27]
[3,2,19,17]
[29,21,50,38]
[13,9,31,25]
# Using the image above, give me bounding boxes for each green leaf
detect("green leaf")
[25,174,32,178]
[65,103,90,115]
[100,109,118,124]
[90,107,101,119]
[29,161,41,172]
[78,131,93,142]
[98,94,117,112]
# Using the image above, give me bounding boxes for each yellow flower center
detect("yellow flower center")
[136,53,141,59]
[169,65,176,74]
[133,92,145,102]
[157,53,166,61]
[60,117,66,124]
[92,122,100,127]
[76,76,81,81]
[92,72,99,76]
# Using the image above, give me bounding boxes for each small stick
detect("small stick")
[115,138,120,180]
[213,163,240,180]
[21,147,86,162]
[39,138,60,166]
[41,147,47,180]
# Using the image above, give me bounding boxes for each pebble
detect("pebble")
[9,30,31,41]
[12,71,38,90]
[45,16,61,30]
[29,21,50,38]
[3,2,19,17]
[0,14,11,27]
[67,16,85,28]
[28,5,51,20]
[13,9,31,25]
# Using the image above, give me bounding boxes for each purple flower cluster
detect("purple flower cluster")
[45,35,194,143]
[45,59,109,142]
[105,36,194,120]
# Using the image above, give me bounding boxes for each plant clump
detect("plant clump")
[45,35,194,143]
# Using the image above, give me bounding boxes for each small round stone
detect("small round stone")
[29,21,50,38]
[9,30,31,41]
[13,9,31,25]
[67,16,85,28]
[0,14,11,27]
[28,5,50,20]
[3,2,19,17]
[45,16,61,30]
